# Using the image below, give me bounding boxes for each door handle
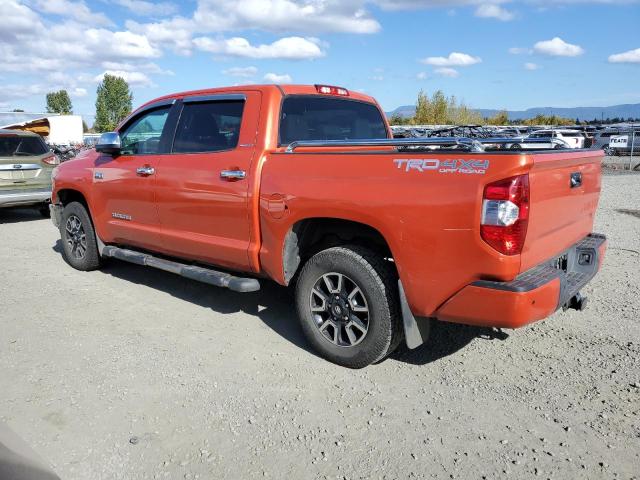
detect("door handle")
[136,166,155,177]
[220,169,246,180]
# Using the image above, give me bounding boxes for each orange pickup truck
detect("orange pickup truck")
[50,84,606,368]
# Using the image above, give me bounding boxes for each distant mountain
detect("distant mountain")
[386,103,640,122]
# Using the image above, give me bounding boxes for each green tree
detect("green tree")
[46,90,73,114]
[413,89,432,125]
[522,114,573,126]
[431,90,448,124]
[411,89,482,125]
[388,113,411,125]
[487,110,509,125]
[12,108,25,112]
[94,74,133,132]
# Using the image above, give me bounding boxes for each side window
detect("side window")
[172,101,244,153]
[120,106,170,155]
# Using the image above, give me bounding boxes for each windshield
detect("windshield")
[279,96,388,145]
[0,135,48,157]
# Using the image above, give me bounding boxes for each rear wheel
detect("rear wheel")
[295,245,402,368]
[59,201,102,271]
[510,143,521,150]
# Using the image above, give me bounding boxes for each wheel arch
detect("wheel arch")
[282,217,394,286]
[56,188,89,210]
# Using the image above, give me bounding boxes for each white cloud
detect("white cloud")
[435,67,459,78]
[94,70,154,86]
[86,29,162,60]
[2,0,44,40]
[223,66,259,77]
[524,62,539,70]
[100,61,173,75]
[416,71,428,80]
[192,0,380,34]
[125,0,380,57]
[508,47,530,55]
[608,48,640,64]
[263,72,292,83]
[114,0,178,16]
[72,87,88,97]
[374,0,640,9]
[370,75,384,81]
[126,17,194,55]
[193,36,325,59]
[33,0,112,26]
[533,37,584,57]
[421,52,481,66]
[474,3,514,21]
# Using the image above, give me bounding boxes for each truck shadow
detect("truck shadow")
[0,207,47,224]
[52,240,507,366]
[390,323,508,366]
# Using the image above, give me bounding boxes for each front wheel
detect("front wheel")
[59,201,102,271]
[295,246,402,368]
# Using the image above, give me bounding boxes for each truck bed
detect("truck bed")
[259,146,603,319]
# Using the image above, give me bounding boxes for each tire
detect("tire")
[510,143,521,150]
[295,245,402,368]
[59,201,102,271]
[553,144,563,149]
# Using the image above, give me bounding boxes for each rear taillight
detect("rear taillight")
[481,174,529,255]
[314,84,349,96]
[42,154,60,166]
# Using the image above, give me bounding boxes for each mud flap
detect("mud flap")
[399,281,431,349]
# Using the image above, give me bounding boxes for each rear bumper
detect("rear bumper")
[0,188,51,207]
[435,233,607,328]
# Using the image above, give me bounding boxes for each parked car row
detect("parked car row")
[592,127,640,155]
[391,124,639,153]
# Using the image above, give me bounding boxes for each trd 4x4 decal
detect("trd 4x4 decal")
[394,158,489,175]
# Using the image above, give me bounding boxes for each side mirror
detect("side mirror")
[95,132,121,155]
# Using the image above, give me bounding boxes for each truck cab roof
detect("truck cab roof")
[132,84,378,116]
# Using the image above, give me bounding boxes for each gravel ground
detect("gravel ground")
[1,173,639,480]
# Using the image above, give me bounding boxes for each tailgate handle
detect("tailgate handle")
[570,172,582,188]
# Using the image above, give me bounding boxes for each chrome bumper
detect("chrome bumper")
[0,188,51,207]
[50,203,64,228]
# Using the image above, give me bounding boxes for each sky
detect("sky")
[1,0,639,121]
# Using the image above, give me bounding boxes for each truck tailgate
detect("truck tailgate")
[521,150,603,271]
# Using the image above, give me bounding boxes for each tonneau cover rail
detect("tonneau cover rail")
[284,137,561,153]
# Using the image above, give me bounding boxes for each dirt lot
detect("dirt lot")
[1,173,639,480]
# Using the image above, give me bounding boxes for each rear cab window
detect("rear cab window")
[279,96,388,145]
[0,135,48,157]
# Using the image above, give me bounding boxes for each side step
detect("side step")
[102,246,260,293]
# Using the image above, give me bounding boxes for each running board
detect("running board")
[101,246,260,293]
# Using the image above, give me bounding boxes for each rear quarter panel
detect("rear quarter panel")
[259,151,531,317]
